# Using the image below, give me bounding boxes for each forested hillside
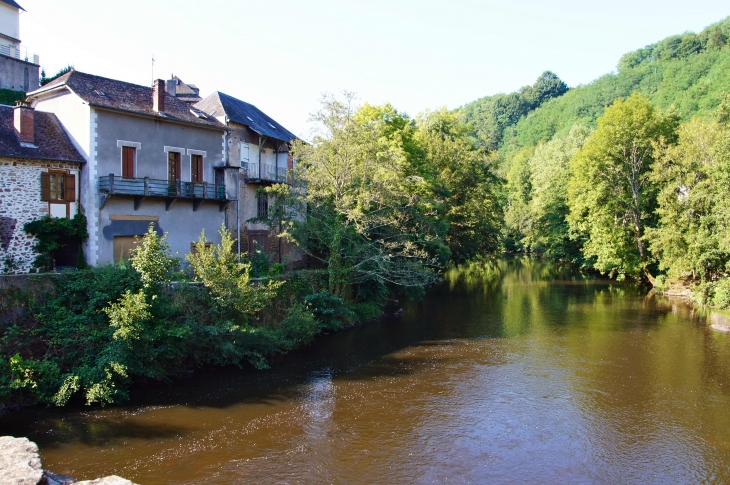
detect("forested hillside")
[459,15,730,311]
[462,16,730,156]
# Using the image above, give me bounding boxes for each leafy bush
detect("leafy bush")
[130,225,179,290]
[709,278,730,309]
[303,291,355,330]
[277,304,319,350]
[187,227,281,322]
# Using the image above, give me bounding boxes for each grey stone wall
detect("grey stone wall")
[0,55,39,92]
[0,157,80,273]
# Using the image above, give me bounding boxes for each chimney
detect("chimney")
[153,79,165,112]
[166,78,177,97]
[14,101,34,144]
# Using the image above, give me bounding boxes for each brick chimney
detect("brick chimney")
[13,101,34,144]
[153,79,165,112]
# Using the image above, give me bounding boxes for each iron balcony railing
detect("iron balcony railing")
[242,162,288,183]
[99,175,226,200]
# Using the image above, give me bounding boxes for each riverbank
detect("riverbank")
[0,258,394,414]
[654,279,730,333]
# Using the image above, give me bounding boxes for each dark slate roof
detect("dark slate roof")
[0,0,25,11]
[194,92,297,143]
[28,70,224,130]
[0,105,84,162]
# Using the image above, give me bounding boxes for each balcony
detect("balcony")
[242,162,288,184]
[0,44,39,65]
[98,174,228,212]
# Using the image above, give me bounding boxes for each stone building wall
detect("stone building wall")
[0,157,80,273]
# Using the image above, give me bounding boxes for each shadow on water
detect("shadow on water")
[0,256,682,451]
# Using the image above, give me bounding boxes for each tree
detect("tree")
[567,93,678,279]
[413,108,503,262]
[284,93,444,298]
[528,71,569,106]
[647,118,730,281]
[524,125,592,261]
[502,146,535,251]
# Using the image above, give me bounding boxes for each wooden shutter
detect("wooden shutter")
[122,146,135,178]
[40,172,50,201]
[64,174,76,202]
[192,154,203,183]
[169,152,181,181]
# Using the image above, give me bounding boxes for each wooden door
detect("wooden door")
[122,146,135,178]
[191,154,203,183]
[248,231,269,254]
[113,236,143,262]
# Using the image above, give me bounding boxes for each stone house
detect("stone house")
[0,0,39,93]
[0,102,84,273]
[194,91,303,266]
[25,70,237,266]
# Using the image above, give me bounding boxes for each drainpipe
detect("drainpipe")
[258,135,263,179]
[237,168,241,263]
[274,144,278,182]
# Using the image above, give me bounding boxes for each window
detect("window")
[41,172,75,203]
[191,154,203,183]
[240,142,249,164]
[122,146,135,178]
[257,191,268,218]
[189,241,213,254]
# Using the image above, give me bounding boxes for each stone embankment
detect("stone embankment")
[0,436,137,485]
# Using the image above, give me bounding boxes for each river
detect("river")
[2,257,730,484]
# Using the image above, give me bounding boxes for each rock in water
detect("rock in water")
[0,436,43,485]
[76,477,138,485]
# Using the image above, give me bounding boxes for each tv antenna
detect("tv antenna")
[151,55,155,84]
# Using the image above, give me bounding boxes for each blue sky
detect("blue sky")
[18,0,730,138]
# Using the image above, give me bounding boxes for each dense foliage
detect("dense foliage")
[0,88,24,106]
[0,229,357,407]
[23,212,89,269]
[258,94,503,301]
[460,71,569,150]
[476,15,730,303]
[499,17,730,154]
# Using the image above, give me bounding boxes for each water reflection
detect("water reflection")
[3,258,730,484]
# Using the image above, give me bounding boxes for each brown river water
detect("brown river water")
[3,258,730,484]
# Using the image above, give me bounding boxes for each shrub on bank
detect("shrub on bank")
[0,227,387,408]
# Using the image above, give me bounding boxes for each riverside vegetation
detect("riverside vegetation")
[3,15,730,408]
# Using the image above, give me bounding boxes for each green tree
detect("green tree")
[647,117,730,281]
[413,108,503,262]
[567,93,678,279]
[502,146,535,251]
[524,125,592,260]
[280,94,446,297]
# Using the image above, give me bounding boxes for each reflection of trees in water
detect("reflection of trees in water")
[444,256,594,294]
[444,256,503,293]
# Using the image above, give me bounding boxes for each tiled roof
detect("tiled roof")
[194,92,297,143]
[29,70,224,130]
[0,0,25,11]
[0,105,84,162]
